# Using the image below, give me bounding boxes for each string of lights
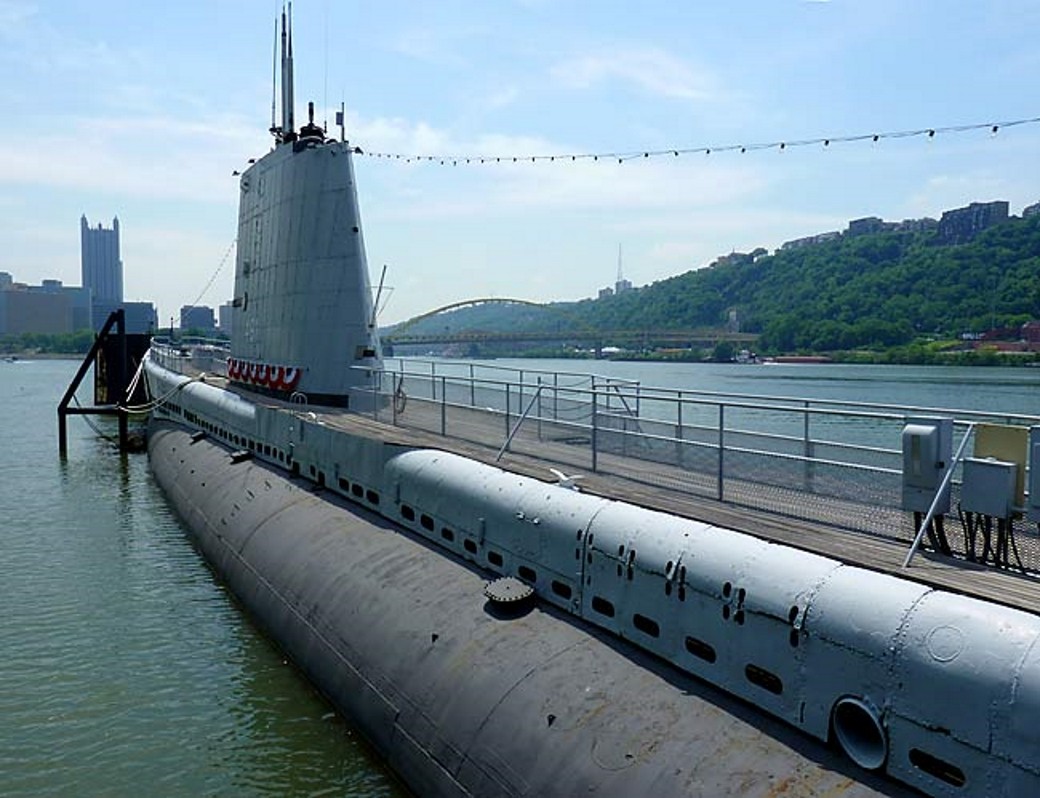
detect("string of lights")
[359,115,1040,167]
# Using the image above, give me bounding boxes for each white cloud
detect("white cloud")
[550,46,719,101]
[0,112,263,203]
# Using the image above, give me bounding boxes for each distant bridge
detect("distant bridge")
[383,298,758,354]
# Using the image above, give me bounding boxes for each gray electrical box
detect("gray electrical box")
[961,457,1018,519]
[901,417,953,513]
[1029,426,1040,522]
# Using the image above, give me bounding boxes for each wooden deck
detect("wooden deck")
[318,402,1040,617]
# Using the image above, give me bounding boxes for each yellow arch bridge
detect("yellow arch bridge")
[382,298,757,355]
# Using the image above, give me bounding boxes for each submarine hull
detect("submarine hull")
[148,419,903,797]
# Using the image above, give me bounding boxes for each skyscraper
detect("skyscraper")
[80,215,123,329]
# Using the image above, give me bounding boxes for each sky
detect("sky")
[1,1,1038,326]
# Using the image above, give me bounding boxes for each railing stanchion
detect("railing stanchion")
[591,389,599,472]
[440,375,447,436]
[717,403,725,501]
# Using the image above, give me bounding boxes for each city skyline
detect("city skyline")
[1,1,1038,325]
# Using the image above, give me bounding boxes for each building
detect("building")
[28,278,92,331]
[894,217,938,234]
[781,231,840,251]
[123,301,158,334]
[81,215,124,329]
[0,276,74,335]
[1022,321,1040,344]
[935,201,1009,245]
[218,301,234,338]
[846,217,897,237]
[180,305,216,333]
[1023,201,1040,219]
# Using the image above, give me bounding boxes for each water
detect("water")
[0,360,405,797]
[425,358,1040,418]
[2,358,1038,796]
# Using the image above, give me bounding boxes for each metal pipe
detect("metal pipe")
[496,384,547,461]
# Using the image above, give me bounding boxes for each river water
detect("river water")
[0,359,404,797]
[2,357,1038,796]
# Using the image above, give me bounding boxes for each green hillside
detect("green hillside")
[390,211,1040,355]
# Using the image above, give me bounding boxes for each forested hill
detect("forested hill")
[393,212,1040,353]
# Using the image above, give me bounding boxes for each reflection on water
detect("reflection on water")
[0,360,403,797]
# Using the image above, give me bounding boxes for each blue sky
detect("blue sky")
[1,1,1038,325]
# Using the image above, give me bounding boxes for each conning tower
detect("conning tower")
[227,6,381,407]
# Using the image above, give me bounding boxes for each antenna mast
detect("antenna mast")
[280,4,295,139]
[270,17,278,139]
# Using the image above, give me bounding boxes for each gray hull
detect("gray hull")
[148,419,903,797]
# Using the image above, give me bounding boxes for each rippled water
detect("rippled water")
[0,360,404,797]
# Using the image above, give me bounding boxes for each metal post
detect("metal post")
[803,400,812,492]
[116,309,128,451]
[505,382,511,438]
[469,364,475,407]
[440,376,447,436]
[591,389,598,472]
[553,372,559,422]
[717,404,725,501]
[676,391,684,469]
[537,376,543,441]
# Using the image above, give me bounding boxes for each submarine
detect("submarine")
[143,11,1040,797]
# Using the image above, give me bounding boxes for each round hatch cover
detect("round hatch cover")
[484,576,535,606]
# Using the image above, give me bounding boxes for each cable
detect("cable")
[182,239,236,312]
[359,115,1040,166]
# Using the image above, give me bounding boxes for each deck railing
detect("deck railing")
[365,358,1040,574]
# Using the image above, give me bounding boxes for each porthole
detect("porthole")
[420,513,434,531]
[487,550,504,567]
[518,565,537,583]
[745,664,783,695]
[463,539,477,554]
[441,527,455,543]
[551,581,572,600]
[633,613,660,638]
[366,490,379,505]
[401,505,415,521]
[591,596,615,618]
[908,749,965,787]
[685,636,717,663]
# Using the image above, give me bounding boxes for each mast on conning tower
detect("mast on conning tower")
[276,3,295,143]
